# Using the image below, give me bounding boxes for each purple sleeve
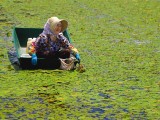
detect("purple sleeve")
[57,33,70,48]
[35,34,48,53]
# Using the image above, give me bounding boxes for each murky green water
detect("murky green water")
[0,0,160,119]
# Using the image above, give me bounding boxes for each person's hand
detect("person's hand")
[75,53,80,63]
[31,54,37,65]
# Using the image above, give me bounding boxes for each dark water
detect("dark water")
[0,97,50,119]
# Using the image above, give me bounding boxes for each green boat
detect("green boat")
[12,27,72,69]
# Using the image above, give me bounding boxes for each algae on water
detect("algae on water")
[0,0,160,119]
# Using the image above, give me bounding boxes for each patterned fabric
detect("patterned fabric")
[42,21,54,35]
[27,34,78,56]
[35,33,70,56]
[28,19,78,57]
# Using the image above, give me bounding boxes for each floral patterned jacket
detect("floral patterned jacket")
[28,33,78,57]
[27,19,79,57]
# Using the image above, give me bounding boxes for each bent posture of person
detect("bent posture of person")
[28,16,80,65]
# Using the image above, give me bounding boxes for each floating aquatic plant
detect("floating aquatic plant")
[0,0,160,119]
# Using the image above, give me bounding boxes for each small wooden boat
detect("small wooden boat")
[12,27,72,69]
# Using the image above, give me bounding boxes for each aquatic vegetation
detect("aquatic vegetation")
[0,0,160,119]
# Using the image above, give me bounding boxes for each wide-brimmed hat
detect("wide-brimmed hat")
[48,16,68,33]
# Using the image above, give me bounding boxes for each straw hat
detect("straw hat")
[48,16,68,33]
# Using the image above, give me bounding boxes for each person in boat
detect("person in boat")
[28,16,80,65]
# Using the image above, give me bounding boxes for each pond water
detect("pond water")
[0,0,160,119]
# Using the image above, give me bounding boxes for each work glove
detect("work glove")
[31,53,37,65]
[75,53,80,63]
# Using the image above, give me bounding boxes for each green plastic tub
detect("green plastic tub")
[12,27,72,69]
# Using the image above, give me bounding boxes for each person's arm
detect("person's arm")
[58,33,80,62]
[69,45,80,63]
[68,44,78,54]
